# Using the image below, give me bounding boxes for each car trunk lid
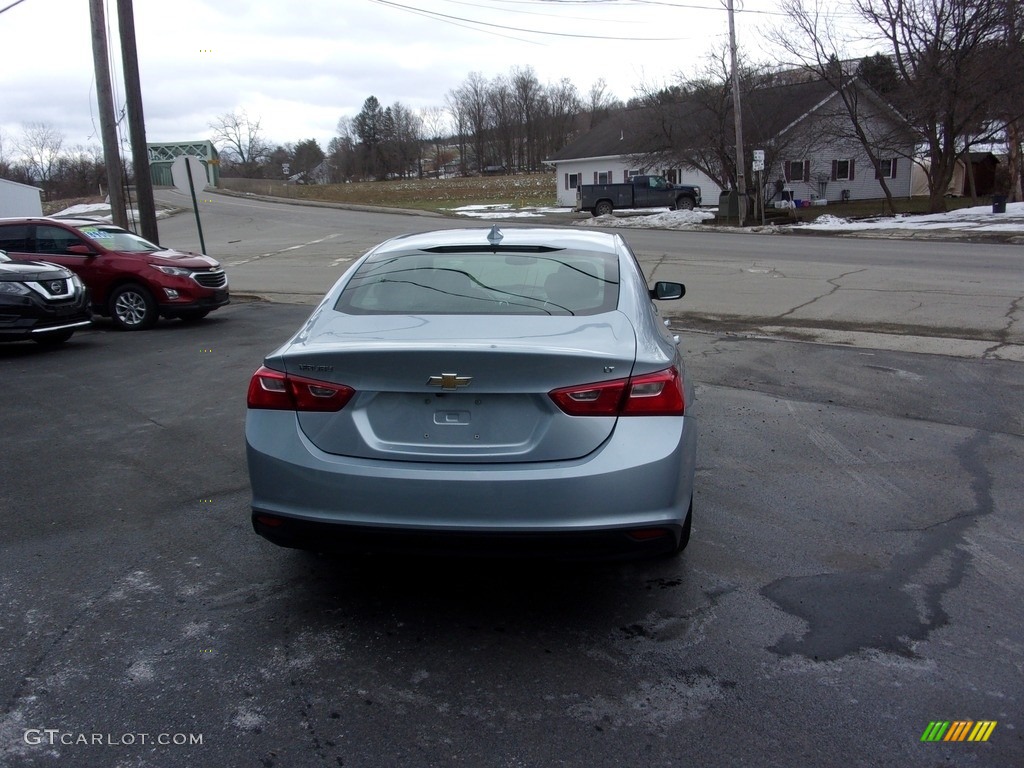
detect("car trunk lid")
[280,313,636,463]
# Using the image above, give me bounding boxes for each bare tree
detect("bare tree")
[16,123,65,188]
[539,78,582,166]
[208,110,270,176]
[586,78,622,129]
[386,102,424,178]
[511,67,543,170]
[630,49,776,192]
[328,117,359,182]
[419,106,451,176]
[853,0,1023,212]
[457,72,494,173]
[489,76,516,172]
[444,89,471,176]
[0,127,10,176]
[771,0,907,213]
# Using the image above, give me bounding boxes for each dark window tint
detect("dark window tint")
[0,224,31,253]
[335,251,619,316]
[35,225,87,254]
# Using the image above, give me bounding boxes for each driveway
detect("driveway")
[1,305,1021,767]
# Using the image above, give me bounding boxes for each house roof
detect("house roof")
[0,178,44,193]
[547,78,872,163]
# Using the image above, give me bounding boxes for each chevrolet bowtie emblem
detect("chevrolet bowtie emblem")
[427,373,472,390]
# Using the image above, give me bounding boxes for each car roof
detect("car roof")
[0,216,114,227]
[371,227,625,256]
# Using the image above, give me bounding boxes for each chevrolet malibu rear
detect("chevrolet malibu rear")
[245,227,697,559]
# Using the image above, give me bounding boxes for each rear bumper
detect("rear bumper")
[252,515,686,559]
[246,411,697,558]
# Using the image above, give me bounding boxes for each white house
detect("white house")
[0,178,44,217]
[546,78,915,209]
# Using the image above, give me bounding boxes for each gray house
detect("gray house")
[546,78,915,208]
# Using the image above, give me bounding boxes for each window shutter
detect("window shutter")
[593,172,598,184]
[784,162,791,182]
[874,160,881,180]
[564,173,569,190]
[891,158,897,177]
[803,161,810,182]
[849,159,855,180]
[832,160,838,181]
[624,170,629,182]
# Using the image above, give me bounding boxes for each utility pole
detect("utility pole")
[117,0,159,243]
[89,0,128,229]
[727,0,746,226]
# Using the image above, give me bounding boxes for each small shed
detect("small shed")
[147,141,220,187]
[0,178,44,217]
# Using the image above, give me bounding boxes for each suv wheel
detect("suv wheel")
[109,284,157,331]
[675,197,695,211]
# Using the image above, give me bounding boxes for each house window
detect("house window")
[565,173,580,190]
[876,158,897,179]
[625,169,641,181]
[596,171,612,184]
[832,158,855,181]
[785,160,808,182]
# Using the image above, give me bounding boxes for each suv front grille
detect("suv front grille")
[193,269,227,288]
[26,278,76,300]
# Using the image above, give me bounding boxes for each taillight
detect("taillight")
[621,367,685,416]
[549,366,684,417]
[247,366,355,412]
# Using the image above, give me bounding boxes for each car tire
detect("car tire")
[176,309,210,323]
[109,284,158,331]
[675,197,695,211]
[594,201,614,217]
[32,328,75,345]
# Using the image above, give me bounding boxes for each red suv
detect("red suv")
[0,217,229,330]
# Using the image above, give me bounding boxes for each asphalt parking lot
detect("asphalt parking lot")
[1,302,1022,767]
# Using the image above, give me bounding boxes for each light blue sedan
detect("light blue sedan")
[246,227,697,559]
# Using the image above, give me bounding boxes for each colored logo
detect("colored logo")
[921,721,997,742]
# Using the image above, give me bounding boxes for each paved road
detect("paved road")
[155,189,1024,360]
[2,305,1021,767]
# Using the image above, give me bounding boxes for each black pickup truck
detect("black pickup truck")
[575,175,702,216]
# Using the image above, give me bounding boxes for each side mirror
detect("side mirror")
[650,281,685,300]
[67,244,97,256]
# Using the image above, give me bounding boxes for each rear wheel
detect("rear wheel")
[109,284,157,331]
[32,328,75,345]
[594,200,614,217]
[675,196,695,211]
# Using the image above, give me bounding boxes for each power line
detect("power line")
[368,0,692,40]
[0,0,28,14]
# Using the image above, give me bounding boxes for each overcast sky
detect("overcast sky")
[0,0,868,155]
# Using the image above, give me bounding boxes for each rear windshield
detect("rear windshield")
[334,250,619,316]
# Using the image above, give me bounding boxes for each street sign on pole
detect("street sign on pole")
[752,149,765,172]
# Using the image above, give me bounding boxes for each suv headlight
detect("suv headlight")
[0,282,31,296]
[150,265,193,277]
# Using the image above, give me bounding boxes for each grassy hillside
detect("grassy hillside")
[218,174,558,212]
